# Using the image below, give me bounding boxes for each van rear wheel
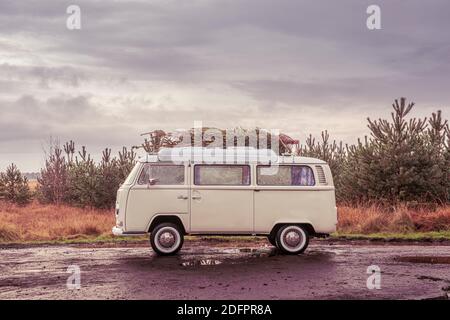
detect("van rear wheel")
[276,225,309,254]
[150,223,184,256]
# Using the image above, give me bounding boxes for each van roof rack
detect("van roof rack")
[156,147,278,163]
[139,147,326,165]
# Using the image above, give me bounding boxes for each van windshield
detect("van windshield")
[123,163,141,185]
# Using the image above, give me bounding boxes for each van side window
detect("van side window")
[138,164,185,185]
[194,165,250,186]
[257,165,315,186]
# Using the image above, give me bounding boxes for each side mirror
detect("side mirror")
[148,178,159,186]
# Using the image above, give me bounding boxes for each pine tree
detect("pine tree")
[298,131,346,200]
[0,163,32,205]
[299,98,449,205]
[37,144,69,205]
[38,140,137,209]
[339,98,448,205]
[67,146,101,207]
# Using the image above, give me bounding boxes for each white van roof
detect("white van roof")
[139,147,326,165]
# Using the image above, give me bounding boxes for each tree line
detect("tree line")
[300,98,449,205]
[1,98,448,208]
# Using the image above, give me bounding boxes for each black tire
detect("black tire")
[267,234,277,247]
[276,225,309,254]
[150,222,184,256]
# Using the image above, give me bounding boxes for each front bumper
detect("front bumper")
[112,226,124,236]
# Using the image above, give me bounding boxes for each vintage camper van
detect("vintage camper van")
[112,147,337,255]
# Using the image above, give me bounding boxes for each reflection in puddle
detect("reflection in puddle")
[307,248,347,257]
[181,248,278,267]
[181,259,223,267]
[323,249,347,256]
[221,248,240,254]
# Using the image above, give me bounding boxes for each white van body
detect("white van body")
[113,147,337,255]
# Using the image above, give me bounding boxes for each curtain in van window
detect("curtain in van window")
[257,165,315,186]
[291,166,315,186]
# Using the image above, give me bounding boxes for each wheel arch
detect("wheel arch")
[270,222,316,239]
[147,215,187,234]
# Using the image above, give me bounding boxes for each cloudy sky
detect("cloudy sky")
[1,0,449,171]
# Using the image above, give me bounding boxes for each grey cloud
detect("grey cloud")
[0,0,449,171]
[0,95,136,156]
[4,95,95,122]
[2,0,450,81]
[232,75,450,114]
[0,64,86,88]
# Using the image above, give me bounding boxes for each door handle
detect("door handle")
[191,196,202,200]
[177,195,188,200]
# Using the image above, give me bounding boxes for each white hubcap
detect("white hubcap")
[284,230,301,247]
[279,226,306,252]
[154,227,181,253]
[159,231,176,248]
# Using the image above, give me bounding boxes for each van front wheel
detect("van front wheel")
[276,225,309,254]
[150,223,184,256]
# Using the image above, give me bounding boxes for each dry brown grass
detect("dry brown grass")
[0,201,114,242]
[1,200,449,243]
[338,205,450,234]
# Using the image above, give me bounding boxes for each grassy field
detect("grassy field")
[0,201,449,244]
[337,205,450,233]
[0,201,115,242]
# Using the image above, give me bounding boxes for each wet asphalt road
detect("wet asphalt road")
[1,240,449,300]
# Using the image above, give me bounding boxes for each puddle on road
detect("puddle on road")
[220,248,266,254]
[396,256,450,264]
[181,259,223,267]
[180,247,277,267]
